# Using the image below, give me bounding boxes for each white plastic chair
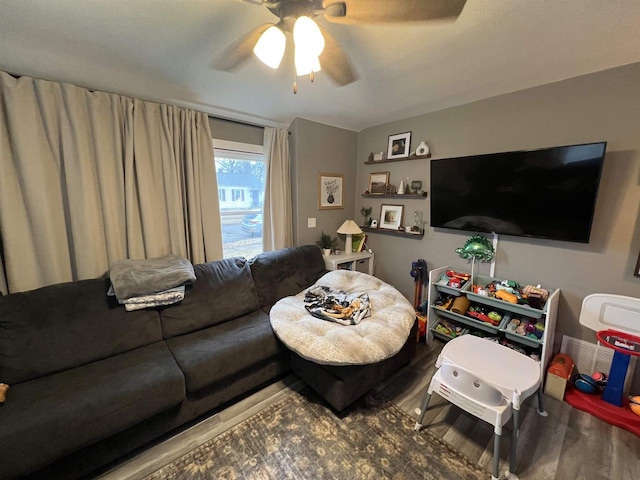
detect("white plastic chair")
[414,335,542,480]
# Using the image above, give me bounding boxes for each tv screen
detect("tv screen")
[430,142,607,243]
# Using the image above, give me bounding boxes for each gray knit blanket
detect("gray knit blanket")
[109,254,196,300]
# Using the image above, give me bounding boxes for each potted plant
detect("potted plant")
[360,206,372,226]
[315,231,338,256]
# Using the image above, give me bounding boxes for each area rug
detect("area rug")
[144,388,485,480]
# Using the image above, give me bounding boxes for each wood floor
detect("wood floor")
[99,341,640,480]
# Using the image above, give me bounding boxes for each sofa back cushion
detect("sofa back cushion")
[159,257,260,339]
[249,245,328,309]
[0,278,162,385]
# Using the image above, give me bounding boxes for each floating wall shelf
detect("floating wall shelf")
[364,153,431,165]
[361,193,427,199]
[360,226,424,239]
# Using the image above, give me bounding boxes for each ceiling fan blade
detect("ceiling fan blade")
[322,0,467,24]
[318,25,359,86]
[212,23,273,71]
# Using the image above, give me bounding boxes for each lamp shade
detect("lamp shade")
[337,220,362,254]
[253,25,286,69]
[294,48,321,76]
[337,220,363,235]
[293,16,325,56]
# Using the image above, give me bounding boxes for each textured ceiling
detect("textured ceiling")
[1,0,639,131]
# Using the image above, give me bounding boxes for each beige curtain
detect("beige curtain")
[0,72,222,294]
[262,127,293,251]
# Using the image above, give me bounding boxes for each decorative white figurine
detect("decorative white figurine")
[416,141,430,156]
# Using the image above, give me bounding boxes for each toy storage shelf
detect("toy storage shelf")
[426,265,560,386]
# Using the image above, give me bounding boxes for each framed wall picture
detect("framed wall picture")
[369,171,389,194]
[387,131,411,159]
[379,204,404,230]
[318,173,344,210]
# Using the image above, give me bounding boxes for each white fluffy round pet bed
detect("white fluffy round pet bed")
[270,270,415,366]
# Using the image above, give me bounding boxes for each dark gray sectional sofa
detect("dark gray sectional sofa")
[0,245,328,480]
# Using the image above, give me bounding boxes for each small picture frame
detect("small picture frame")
[387,131,411,159]
[369,172,390,195]
[318,173,344,210]
[379,204,404,230]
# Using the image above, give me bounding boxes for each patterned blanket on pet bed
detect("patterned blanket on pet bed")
[304,285,370,325]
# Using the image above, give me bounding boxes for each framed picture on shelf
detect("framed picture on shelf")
[379,204,404,230]
[369,171,389,194]
[318,173,344,210]
[387,131,411,159]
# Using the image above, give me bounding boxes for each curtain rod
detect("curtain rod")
[209,114,292,134]
[209,115,265,130]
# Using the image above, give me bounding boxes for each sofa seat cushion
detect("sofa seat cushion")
[166,310,282,393]
[0,342,185,479]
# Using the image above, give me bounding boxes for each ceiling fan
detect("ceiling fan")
[214,0,467,93]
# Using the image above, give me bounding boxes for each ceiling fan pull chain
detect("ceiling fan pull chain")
[310,70,314,83]
[293,79,298,94]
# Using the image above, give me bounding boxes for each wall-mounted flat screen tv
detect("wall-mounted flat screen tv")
[430,141,607,243]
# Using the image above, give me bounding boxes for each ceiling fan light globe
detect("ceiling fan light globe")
[293,16,325,56]
[294,50,321,76]
[253,25,286,69]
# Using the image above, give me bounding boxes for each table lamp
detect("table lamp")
[337,220,363,254]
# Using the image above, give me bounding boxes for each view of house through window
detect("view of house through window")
[214,141,265,259]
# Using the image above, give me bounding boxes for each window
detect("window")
[213,140,265,260]
[231,189,244,202]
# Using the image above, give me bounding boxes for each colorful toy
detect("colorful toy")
[455,235,495,261]
[455,235,495,286]
[573,373,599,394]
[522,284,549,309]
[630,396,640,417]
[0,383,8,406]
[596,329,640,406]
[507,317,544,340]
[591,371,608,387]
[467,305,501,326]
[434,293,454,310]
[445,270,471,281]
[495,290,518,304]
[443,270,470,289]
[434,319,465,338]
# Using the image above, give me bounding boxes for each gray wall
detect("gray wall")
[289,118,358,249]
[356,62,640,348]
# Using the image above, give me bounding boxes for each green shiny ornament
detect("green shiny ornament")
[455,235,495,261]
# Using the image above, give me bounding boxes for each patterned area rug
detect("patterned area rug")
[145,389,485,480]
